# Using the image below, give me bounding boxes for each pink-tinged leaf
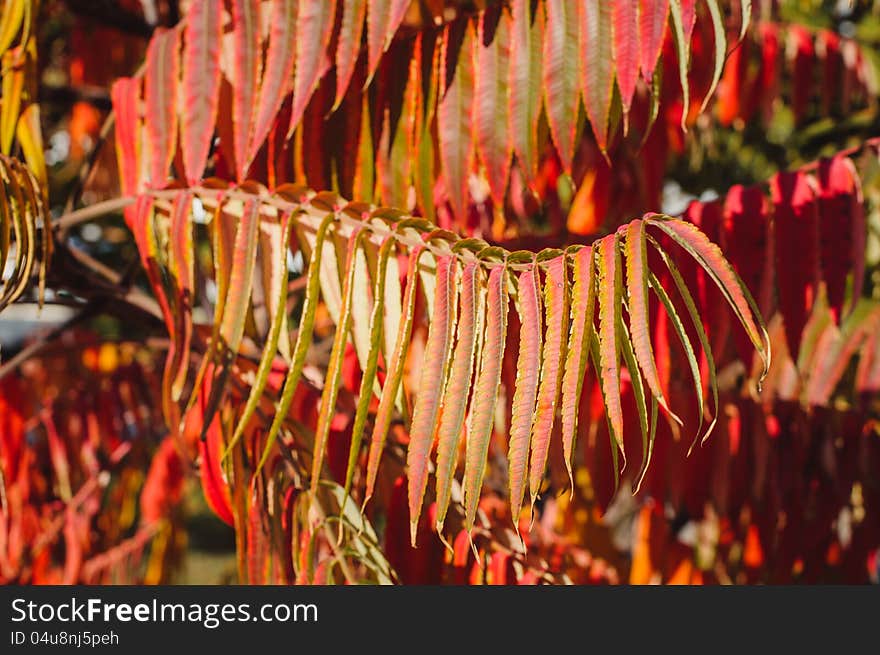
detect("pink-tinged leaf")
[809,302,880,406]
[638,0,668,81]
[250,0,298,167]
[435,261,483,532]
[669,0,696,129]
[387,1,411,48]
[288,0,337,137]
[334,0,367,108]
[856,324,880,395]
[181,0,222,185]
[110,77,141,196]
[596,234,626,467]
[624,220,681,424]
[366,0,411,84]
[219,198,260,356]
[127,196,173,334]
[509,0,544,181]
[817,155,864,319]
[169,191,194,401]
[438,19,476,229]
[231,0,261,180]
[680,0,696,44]
[507,265,542,526]
[528,254,569,507]
[543,0,580,172]
[464,262,508,535]
[612,0,639,114]
[408,255,457,545]
[311,228,368,494]
[560,246,594,490]
[579,1,614,152]
[646,215,770,380]
[723,185,773,365]
[475,7,512,206]
[364,247,425,504]
[144,28,179,188]
[770,171,820,356]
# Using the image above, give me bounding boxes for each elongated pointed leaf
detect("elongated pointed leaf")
[219,198,260,355]
[770,171,820,357]
[612,0,639,114]
[475,7,512,206]
[668,0,693,129]
[408,254,457,544]
[250,0,298,166]
[560,246,595,489]
[0,0,24,54]
[624,220,680,424]
[169,191,195,401]
[344,236,396,498]
[543,0,580,172]
[596,234,625,467]
[809,301,880,406]
[438,20,475,228]
[311,227,368,493]
[508,264,542,525]
[464,262,508,535]
[528,254,569,506]
[231,0,261,180]
[110,78,141,195]
[144,28,179,188]
[817,155,864,319]
[334,0,367,109]
[289,0,336,137]
[700,0,727,112]
[227,210,294,456]
[617,299,649,490]
[723,185,772,367]
[0,48,23,155]
[639,0,668,81]
[367,0,411,83]
[509,0,544,180]
[646,215,769,379]
[181,0,222,184]
[649,240,718,448]
[435,260,483,532]
[349,236,374,372]
[580,1,614,151]
[364,247,425,503]
[258,212,337,473]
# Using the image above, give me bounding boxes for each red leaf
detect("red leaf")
[817,155,864,319]
[612,0,639,114]
[231,0,261,180]
[288,0,337,137]
[723,185,772,364]
[110,77,141,196]
[250,0,298,167]
[181,0,222,184]
[771,170,820,356]
[144,28,179,188]
[789,25,815,125]
[638,0,668,81]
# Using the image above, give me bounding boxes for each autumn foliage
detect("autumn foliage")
[0,0,879,585]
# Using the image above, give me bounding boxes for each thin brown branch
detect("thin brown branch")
[54,196,135,232]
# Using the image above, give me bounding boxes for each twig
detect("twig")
[54,196,135,232]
